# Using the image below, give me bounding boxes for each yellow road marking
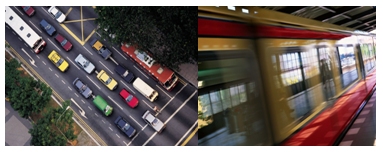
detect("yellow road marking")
[65,7,73,17]
[181,126,198,146]
[81,6,84,42]
[60,24,84,45]
[63,18,96,23]
[84,29,96,44]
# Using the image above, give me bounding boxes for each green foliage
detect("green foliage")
[29,100,76,146]
[95,6,197,71]
[5,59,21,95]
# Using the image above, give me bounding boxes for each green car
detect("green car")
[93,95,113,116]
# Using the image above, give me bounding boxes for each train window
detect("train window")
[220,88,232,110]
[230,86,241,106]
[238,84,247,103]
[337,45,358,88]
[361,44,375,72]
[280,52,302,86]
[210,91,223,114]
[301,49,320,79]
[199,94,213,119]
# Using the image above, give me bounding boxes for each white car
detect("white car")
[48,6,66,23]
[75,54,96,74]
[142,110,165,133]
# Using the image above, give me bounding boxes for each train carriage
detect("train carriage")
[198,6,376,146]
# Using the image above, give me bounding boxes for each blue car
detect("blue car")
[40,19,56,36]
[114,116,137,138]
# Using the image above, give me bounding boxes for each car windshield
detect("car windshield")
[61,39,67,46]
[152,119,158,126]
[45,25,51,30]
[23,6,30,11]
[55,11,62,19]
[105,77,112,84]
[56,58,63,66]
[126,95,133,102]
[81,84,87,91]
[123,124,131,131]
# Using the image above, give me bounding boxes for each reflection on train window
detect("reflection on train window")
[361,44,375,72]
[199,94,213,118]
[279,52,302,86]
[301,49,320,79]
[337,45,358,88]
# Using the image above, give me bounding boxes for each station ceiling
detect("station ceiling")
[257,6,376,32]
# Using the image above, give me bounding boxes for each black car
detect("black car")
[72,78,93,99]
[114,65,135,83]
[39,19,56,36]
[114,116,137,138]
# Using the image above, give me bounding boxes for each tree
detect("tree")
[95,6,197,71]
[5,59,21,96]
[9,76,51,119]
[29,100,76,146]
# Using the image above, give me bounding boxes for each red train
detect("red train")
[198,6,376,146]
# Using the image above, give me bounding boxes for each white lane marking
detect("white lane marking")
[74,93,79,97]
[141,99,153,110]
[47,38,62,52]
[88,106,92,111]
[81,99,85,104]
[102,120,105,124]
[129,115,143,129]
[29,20,42,34]
[95,113,99,117]
[36,55,40,59]
[6,25,10,29]
[62,80,66,84]
[49,67,53,71]
[42,61,46,65]
[158,84,187,113]
[13,6,24,16]
[112,46,127,60]
[55,74,59,78]
[175,120,198,146]
[18,37,22,41]
[99,61,114,74]
[134,65,149,79]
[24,43,28,47]
[178,78,187,85]
[109,127,113,131]
[127,125,148,146]
[107,96,123,110]
[68,86,72,91]
[156,85,171,98]
[164,90,197,125]
[67,57,81,70]
[116,134,120,138]
[123,141,128,146]
[86,75,101,89]
[120,80,136,95]
[83,46,93,55]
[142,90,197,146]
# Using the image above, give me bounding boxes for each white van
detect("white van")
[133,78,158,102]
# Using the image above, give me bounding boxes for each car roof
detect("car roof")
[143,111,156,123]
[119,88,130,98]
[55,33,64,41]
[48,6,59,14]
[75,54,87,65]
[74,79,84,89]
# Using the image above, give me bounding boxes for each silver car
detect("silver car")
[73,78,92,99]
[75,54,96,74]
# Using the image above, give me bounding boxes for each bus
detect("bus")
[132,77,159,102]
[120,43,179,91]
[93,95,113,116]
[5,6,46,54]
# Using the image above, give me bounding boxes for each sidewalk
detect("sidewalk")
[175,63,198,89]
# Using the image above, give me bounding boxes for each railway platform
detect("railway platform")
[338,90,376,146]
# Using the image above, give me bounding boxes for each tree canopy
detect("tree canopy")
[94,6,197,71]
[29,100,76,146]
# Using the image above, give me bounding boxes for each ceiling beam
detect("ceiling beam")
[277,6,308,14]
[348,16,376,28]
[334,8,376,25]
[314,6,360,21]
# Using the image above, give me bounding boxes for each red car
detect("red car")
[22,6,35,17]
[119,88,139,108]
[54,33,73,51]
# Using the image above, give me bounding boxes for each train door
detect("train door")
[356,44,366,80]
[317,46,335,101]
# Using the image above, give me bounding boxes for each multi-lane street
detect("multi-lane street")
[5,6,197,146]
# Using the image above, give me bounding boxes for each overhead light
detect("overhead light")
[228,6,236,11]
[242,8,249,13]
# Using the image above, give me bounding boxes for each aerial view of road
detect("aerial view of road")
[5,6,197,146]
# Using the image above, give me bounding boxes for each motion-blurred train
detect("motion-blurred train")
[198,6,376,146]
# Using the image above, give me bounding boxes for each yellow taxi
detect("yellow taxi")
[48,50,69,72]
[97,70,118,90]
